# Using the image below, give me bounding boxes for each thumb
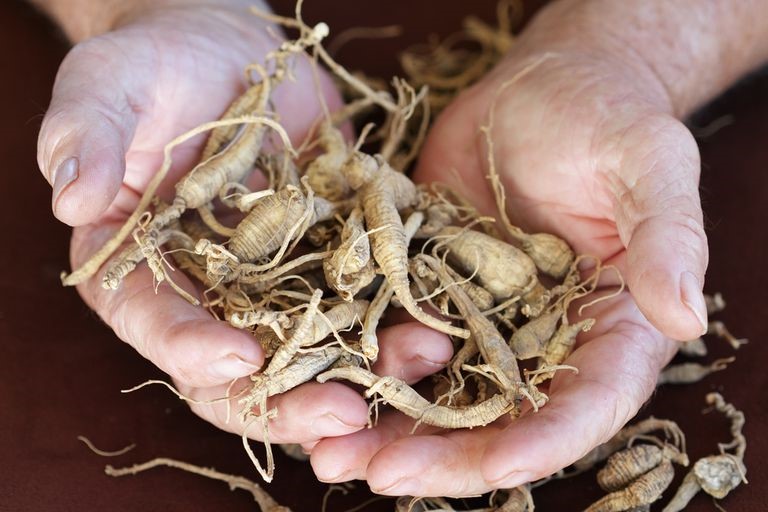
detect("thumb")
[38,39,142,226]
[613,115,709,341]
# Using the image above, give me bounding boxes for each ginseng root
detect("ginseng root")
[571,417,685,474]
[317,366,515,429]
[437,226,548,316]
[585,459,675,512]
[662,393,747,511]
[597,444,688,492]
[105,458,290,512]
[342,152,469,338]
[656,357,734,386]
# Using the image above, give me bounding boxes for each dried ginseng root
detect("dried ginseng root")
[418,254,541,409]
[66,3,622,494]
[341,152,469,339]
[105,458,290,512]
[596,443,688,492]
[656,357,734,386]
[317,366,516,429]
[570,417,685,475]
[436,225,548,316]
[662,393,747,512]
[584,422,688,511]
[585,459,676,512]
[323,206,376,301]
[62,30,316,287]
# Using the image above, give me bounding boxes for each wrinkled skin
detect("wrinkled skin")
[37,0,726,498]
[36,1,432,449]
[307,8,715,498]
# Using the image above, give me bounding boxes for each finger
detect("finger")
[310,409,440,483]
[480,294,678,490]
[73,223,264,388]
[309,323,452,481]
[372,322,453,383]
[38,38,147,226]
[610,115,709,340]
[180,380,369,445]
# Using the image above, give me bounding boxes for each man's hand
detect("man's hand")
[36,0,451,447]
[307,0,768,496]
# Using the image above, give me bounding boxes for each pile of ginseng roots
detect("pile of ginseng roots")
[62,7,602,484]
[63,4,748,512]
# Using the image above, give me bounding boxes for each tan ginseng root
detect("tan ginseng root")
[418,254,541,410]
[570,417,685,475]
[436,226,549,317]
[705,293,726,314]
[584,459,676,512]
[82,78,285,289]
[398,0,518,116]
[247,299,369,358]
[528,267,613,384]
[317,365,515,430]
[341,152,469,339]
[64,22,333,289]
[238,345,347,483]
[304,121,352,201]
[528,317,594,385]
[662,393,747,512]
[105,458,290,512]
[678,337,708,357]
[596,443,689,493]
[707,320,748,350]
[101,226,193,291]
[196,183,342,283]
[235,291,341,481]
[359,211,424,361]
[507,268,601,362]
[394,484,533,512]
[406,257,491,406]
[406,257,496,315]
[200,66,279,163]
[324,206,376,301]
[656,357,734,386]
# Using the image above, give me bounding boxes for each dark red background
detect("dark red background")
[0,1,765,510]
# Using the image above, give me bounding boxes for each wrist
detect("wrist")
[520,0,768,117]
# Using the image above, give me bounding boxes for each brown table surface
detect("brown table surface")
[1,1,766,510]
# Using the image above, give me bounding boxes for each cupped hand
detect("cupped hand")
[37,1,450,447]
[309,10,709,496]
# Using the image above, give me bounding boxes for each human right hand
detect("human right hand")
[35,0,452,449]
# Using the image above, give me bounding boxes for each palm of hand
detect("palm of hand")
[44,7,385,452]
[307,56,691,496]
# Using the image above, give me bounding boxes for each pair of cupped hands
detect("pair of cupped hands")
[37,0,709,497]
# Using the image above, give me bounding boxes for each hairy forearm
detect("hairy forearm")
[525,0,768,117]
[30,0,271,42]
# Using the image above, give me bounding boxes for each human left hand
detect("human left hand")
[306,1,715,495]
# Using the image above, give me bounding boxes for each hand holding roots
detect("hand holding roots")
[62,4,607,486]
[61,5,748,512]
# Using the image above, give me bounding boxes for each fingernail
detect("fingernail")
[208,354,261,380]
[488,470,535,489]
[51,157,79,210]
[415,354,447,369]
[680,271,708,336]
[317,468,354,483]
[372,477,421,496]
[310,413,362,437]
